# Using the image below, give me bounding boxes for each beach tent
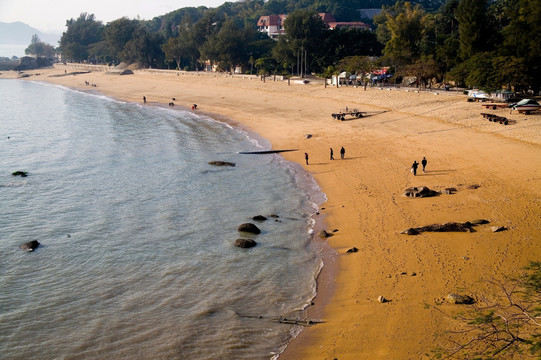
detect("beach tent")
[331,71,350,85]
[496,89,513,100]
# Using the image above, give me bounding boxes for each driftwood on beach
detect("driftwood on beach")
[401,220,490,235]
[235,312,324,327]
[238,149,299,154]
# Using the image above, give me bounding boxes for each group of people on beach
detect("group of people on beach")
[304,147,345,165]
[411,157,428,176]
[329,147,345,160]
[142,95,197,111]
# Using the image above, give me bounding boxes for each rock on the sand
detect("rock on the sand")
[403,186,439,198]
[491,226,507,232]
[402,222,474,235]
[318,230,333,238]
[377,295,387,303]
[446,293,475,304]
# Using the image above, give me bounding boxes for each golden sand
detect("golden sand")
[3,65,540,359]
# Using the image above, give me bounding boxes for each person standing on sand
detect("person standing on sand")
[305,152,309,165]
[340,146,345,159]
[411,161,419,176]
[330,148,334,160]
[421,157,427,172]
[143,96,146,104]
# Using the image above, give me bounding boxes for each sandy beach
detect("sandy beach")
[3,65,540,359]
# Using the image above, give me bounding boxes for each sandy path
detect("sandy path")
[3,66,540,359]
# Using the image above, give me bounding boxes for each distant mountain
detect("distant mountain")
[0,22,61,46]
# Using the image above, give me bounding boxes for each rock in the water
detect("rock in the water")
[12,171,28,177]
[491,226,507,232]
[234,238,257,248]
[20,240,40,252]
[404,186,439,198]
[208,161,236,167]
[238,223,261,234]
[318,230,332,238]
[252,215,268,221]
[446,293,475,304]
[377,295,387,303]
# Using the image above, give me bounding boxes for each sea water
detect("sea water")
[0,79,325,359]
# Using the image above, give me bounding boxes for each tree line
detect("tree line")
[52,0,540,91]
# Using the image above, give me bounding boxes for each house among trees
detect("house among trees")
[257,15,287,39]
[321,13,371,31]
[257,13,370,39]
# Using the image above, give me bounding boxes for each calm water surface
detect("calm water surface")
[0,79,325,359]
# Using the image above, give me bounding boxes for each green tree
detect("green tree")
[497,0,541,90]
[381,2,430,67]
[316,28,383,72]
[121,26,165,68]
[432,0,461,75]
[400,55,439,86]
[162,15,198,70]
[446,52,496,89]
[25,34,55,58]
[337,55,378,76]
[282,9,328,75]
[455,0,489,60]
[272,36,297,74]
[103,17,139,62]
[60,13,103,62]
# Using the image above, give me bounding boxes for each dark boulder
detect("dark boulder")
[234,238,257,248]
[470,219,489,225]
[21,240,40,252]
[346,247,359,253]
[208,161,236,167]
[491,226,507,232]
[402,222,474,235]
[401,228,420,235]
[12,171,28,177]
[318,230,333,238]
[404,186,439,198]
[447,293,475,304]
[252,215,268,221]
[238,223,261,234]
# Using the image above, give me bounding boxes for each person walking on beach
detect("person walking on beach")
[143,96,146,104]
[421,157,427,172]
[330,148,334,160]
[304,152,309,165]
[340,146,345,159]
[411,161,419,176]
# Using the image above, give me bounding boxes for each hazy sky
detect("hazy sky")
[0,0,229,34]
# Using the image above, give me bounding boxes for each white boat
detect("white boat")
[511,99,541,114]
[468,90,489,99]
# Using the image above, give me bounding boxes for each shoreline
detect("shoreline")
[3,65,540,359]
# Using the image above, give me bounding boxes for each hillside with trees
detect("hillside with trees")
[56,0,540,92]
